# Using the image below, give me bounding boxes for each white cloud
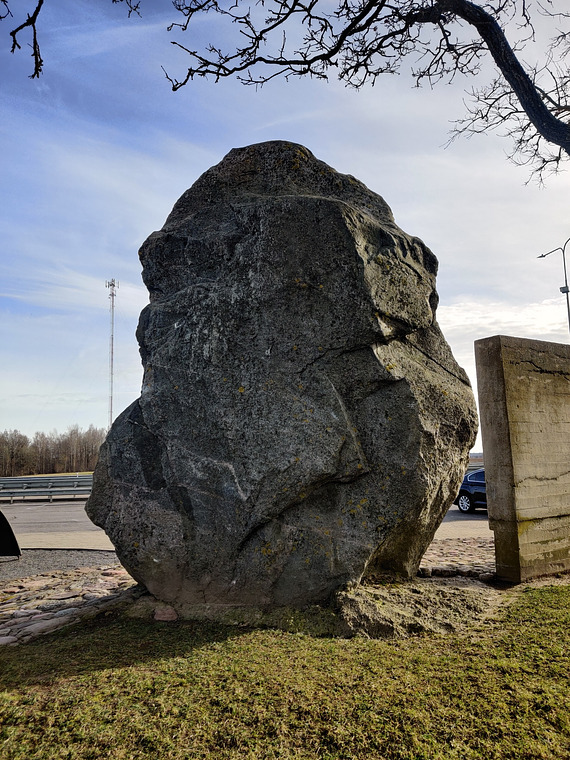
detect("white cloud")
[437,296,570,451]
[439,296,570,376]
[0,305,143,437]
[1,267,147,317]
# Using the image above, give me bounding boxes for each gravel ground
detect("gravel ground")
[0,549,119,582]
[0,541,494,584]
[1,542,490,584]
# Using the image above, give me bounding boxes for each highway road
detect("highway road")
[1,499,113,550]
[1,498,491,550]
[435,505,491,539]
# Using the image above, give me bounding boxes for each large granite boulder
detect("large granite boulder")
[86,141,477,616]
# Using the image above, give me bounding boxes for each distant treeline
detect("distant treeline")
[0,425,106,477]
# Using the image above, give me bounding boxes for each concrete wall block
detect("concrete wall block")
[475,335,570,583]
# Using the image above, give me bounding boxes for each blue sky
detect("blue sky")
[1,1,569,449]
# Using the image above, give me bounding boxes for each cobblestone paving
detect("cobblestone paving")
[0,565,140,646]
[0,538,495,646]
[420,537,495,579]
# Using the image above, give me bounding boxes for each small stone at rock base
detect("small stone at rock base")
[154,605,178,622]
[19,616,77,638]
[11,609,39,618]
[53,607,81,618]
[50,592,82,600]
[0,635,18,645]
[17,580,49,591]
[430,566,455,577]
[478,572,495,583]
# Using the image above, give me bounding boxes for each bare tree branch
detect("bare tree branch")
[5,0,141,79]
[2,0,570,178]
[1,2,12,22]
[9,0,44,78]
[158,0,570,177]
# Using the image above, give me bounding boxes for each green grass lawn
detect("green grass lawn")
[1,584,569,759]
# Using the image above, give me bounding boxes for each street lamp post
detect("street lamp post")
[538,237,570,336]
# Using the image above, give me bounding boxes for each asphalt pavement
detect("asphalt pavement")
[1,499,113,550]
[434,507,491,540]
[0,498,491,551]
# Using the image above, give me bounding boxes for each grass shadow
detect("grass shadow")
[0,610,252,688]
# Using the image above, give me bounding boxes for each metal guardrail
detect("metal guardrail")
[1,463,484,504]
[0,474,93,503]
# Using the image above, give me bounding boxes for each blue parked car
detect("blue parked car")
[455,469,486,513]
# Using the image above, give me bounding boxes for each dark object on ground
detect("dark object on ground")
[87,140,477,617]
[455,469,487,513]
[0,510,21,558]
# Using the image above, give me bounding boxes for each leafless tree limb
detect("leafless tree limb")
[3,1,570,178]
[9,0,44,78]
[156,0,570,179]
[5,0,141,79]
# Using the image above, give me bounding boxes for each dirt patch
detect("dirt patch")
[334,576,508,638]
[333,573,570,638]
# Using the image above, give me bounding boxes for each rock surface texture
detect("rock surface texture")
[86,141,477,616]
